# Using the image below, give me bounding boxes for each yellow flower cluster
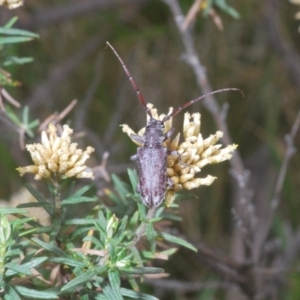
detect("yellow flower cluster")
[122,104,237,205]
[16,124,94,180]
[0,0,23,9]
[166,112,237,191]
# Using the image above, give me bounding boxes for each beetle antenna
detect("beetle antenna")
[163,88,244,121]
[106,41,153,119]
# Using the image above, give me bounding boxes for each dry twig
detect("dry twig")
[253,109,300,262]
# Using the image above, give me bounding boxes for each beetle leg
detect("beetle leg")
[167,177,174,188]
[163,128,175,141]
[168,150,189,167]
[136,183,141,194]
[130,134,144,146]
[130,154,138,161]
[168,149,178,157]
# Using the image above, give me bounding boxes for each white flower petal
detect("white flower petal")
[41,131,51,154]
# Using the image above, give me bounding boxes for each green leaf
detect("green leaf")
[116,248,127,261]
[146,223,156,253]
[5,105,21,125]
[155,206,164,217]
[118,216,128,233]
[4,17,18,28]
[3,56,34,66]
[10,216,33,226]
[61,266,108,292]
[113,230,129,246]
[120,288,159,300]
[97,211,107,230]
[162,212,181,222]
[127,169,138,193]
[61,270,98,291]
[83,235,103,248]
[108,270,123,299]
[65,180,76,198]
[64,218,95,225]
[11,216,43,231]
[5,285,21,300]
[203,0,213,16]
[0,207,28,215]
[22,105,29,125]
[148,217,162,223]
[0,36,34,45]
[31,238,66,257]
[17,202,53,209]
[61,196,97,206]
[98,277,123,300]
[20,226,52,237]
[5,257,47,276]
[215,0,240,18]
[130,246,143,267]
[137,203,146,220]
[94,295,109,300]
[121,267,164,275]
[111,174,129,204]
[5,249,23,259]
[69,227,91,239]
[14,286,58,299]
[49,217,62,241]
[28,118,40,129]
[24,183,46,203]
[160,232,197,252]
[143,248,178,259]
[107,244,116,262]
[47,257,86,268]
[6,264,32,277]
[73,184,93,197]
[125,193,140,205]
[128,278,139,294]
[130,211,139,227]
[0,27,39,38]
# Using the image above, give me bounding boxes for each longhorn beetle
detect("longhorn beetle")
[106,41,243,207]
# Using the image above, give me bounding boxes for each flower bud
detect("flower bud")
[106,214,118,239]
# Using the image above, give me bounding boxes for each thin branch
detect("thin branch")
[38,100,78,132]
[55,99,78,124]
[194,241,253,288]
[253,109,300,262]
[0,110,25,149]
[1,88,21,108]
[272,110,300,210]
[92,151,110,182]
[182,0,203,31]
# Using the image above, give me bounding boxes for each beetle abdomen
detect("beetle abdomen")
[137,147,168,207]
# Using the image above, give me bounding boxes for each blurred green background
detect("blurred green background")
[1,0,300,299]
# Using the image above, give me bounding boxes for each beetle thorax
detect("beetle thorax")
[143,119,165,148]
